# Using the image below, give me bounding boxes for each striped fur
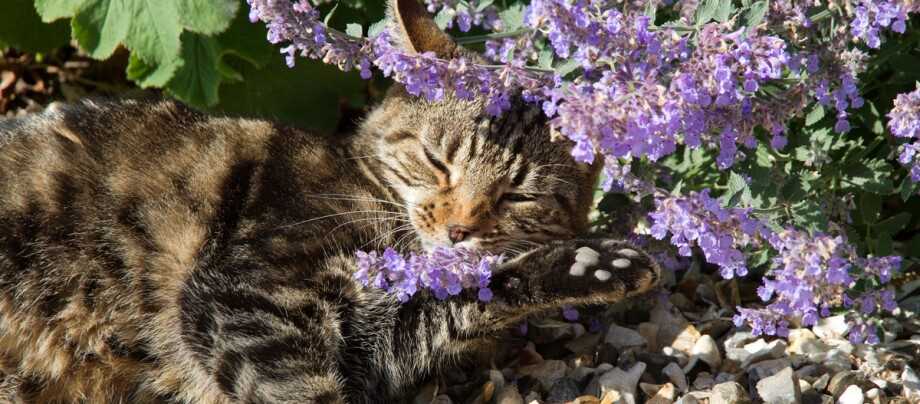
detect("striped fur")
[0,1,660,402]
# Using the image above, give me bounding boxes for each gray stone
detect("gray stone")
[828,371,870,398]
[568,367,595,384]
[663,362,689,393]
[710,381,749,404]
[756,367,801,404]
[747,358,792,386]
[692,372,715,390]
[606,324,646,349]
[597,362,646,404]
[547,378,581,403]
[518,360,569,391]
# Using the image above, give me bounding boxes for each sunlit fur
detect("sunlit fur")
[0,1,659,403]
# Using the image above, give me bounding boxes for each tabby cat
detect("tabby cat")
[0,0,659,402]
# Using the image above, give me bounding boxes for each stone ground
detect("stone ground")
[4,47,920,404]
[409,265,920,404]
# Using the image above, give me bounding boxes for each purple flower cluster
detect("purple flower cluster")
[649,190,771,279]
[733,228,902,343]
[423,0,501,32]
[355,247,503,303]
[850,0,909,48]
[889,85,920,183]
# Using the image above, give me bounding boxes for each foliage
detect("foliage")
[2,0,378,131]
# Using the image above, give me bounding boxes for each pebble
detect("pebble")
[837,385,864,404]
[663,362,689,393]
[547,378,580,403]
[756,367,802,404]
[606,324,646,349]
[494,385,523,404]
[670,325,702,356]
[690,335,722,369]
[741,339,787,367]
[565,333,602,355]
[747,358,792,386]
[813,316,849,340]
[598,362,646,404]
[710,381,749,404]
[638,323,660,352]
[692,372,715,390]
[572,395,601,404]
[646,383,676,404]
[569,366,595,384]
[902,366,920,401]
[828,371,870,398]
[600,390,621,404]
[517,360,568,391]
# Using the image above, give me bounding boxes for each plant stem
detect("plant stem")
[454,28,532,44]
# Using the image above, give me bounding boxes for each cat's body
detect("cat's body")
[0,1,660,403]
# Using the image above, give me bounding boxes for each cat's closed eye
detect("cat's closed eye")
[499,193,538,203]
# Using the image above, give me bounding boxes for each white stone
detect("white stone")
[611,258,632,268]
[690,335,722,369]
[494,386,523,404]
[813,315,849,340]
[570,262,588,276]
[595,270,612,281]
[837,385,864,404]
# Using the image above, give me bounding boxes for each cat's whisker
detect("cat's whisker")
[276,209,408,230]
[363,223,416,250]
[303,193,406,209]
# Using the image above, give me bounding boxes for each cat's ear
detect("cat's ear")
[388,0,458,58]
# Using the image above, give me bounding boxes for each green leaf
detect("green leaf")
[791,199,828,232]
[166,32,222,107]
[842,159,895,194]
[126,53,184,88]
[324,3,339,25]
[554,58,580,76]
[35,0,90,22]
[346,23,363,38]
[71,0,130,59]
[805,104,825,126]
[899,176,920,202]
[872,212,912,235]
[744,1,770,29]
[0,0,71,52]
[476,0,496,12]
[714,0,735,22]
[860,192,882,224]
[368,18,388,37]
[499,3,526,32]
[538,49,554,69]
[177,0,239,35]
[694,0,719,25]
[434,8,453,30]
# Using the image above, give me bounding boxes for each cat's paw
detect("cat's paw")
[532,239,661,303]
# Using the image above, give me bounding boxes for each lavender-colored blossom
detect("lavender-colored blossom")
[850,1,909,48]
[355,247,503,303]
[649,190,770,279]
[889,84,920,139]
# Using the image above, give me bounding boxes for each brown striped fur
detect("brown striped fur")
[0,1,659,402]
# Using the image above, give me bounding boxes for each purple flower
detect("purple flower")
[355,247,504,303]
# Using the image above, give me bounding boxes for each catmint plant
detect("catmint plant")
[252,0,920,343]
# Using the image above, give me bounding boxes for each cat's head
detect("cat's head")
[357,0,600,254]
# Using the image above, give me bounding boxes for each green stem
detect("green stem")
[454,28,533,44]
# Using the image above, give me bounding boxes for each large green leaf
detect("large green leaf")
[0,0,71,52]
[70,0,130,59]
[34,0,90,22]
[177,0,239,35]
[167,32,222,107]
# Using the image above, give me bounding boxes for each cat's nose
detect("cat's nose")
[447,225,474,244]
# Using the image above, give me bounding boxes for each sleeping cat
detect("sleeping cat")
[0,0,659,402]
